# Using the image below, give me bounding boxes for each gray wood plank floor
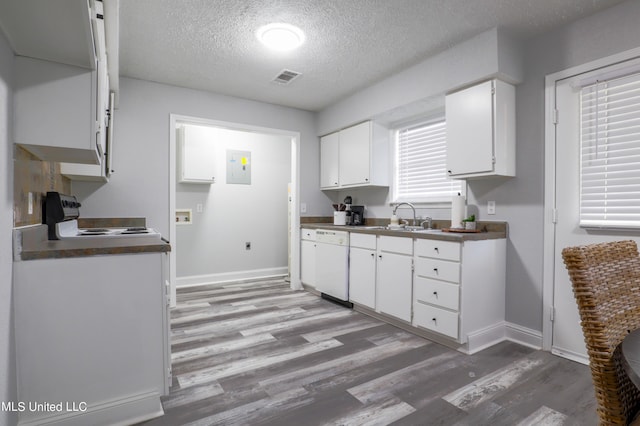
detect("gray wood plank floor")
[140,279,597,426]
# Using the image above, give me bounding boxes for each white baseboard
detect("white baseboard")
[18,392,163,426]
[176,267,288,287]
[551,347,589,365]
[504,322,543,350]
[463,322,507,355]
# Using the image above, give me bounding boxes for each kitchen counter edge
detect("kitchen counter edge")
[301,223,507,241]
[13,225,171,261]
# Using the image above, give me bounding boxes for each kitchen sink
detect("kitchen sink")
[356,225,443,233]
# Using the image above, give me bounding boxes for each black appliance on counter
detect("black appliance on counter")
[342,195,365,226]
[348,205,365,226]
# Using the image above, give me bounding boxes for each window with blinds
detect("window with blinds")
[580,71,640,228]
[394,118,462,202]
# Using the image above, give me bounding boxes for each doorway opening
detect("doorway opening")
[168,115,301,306]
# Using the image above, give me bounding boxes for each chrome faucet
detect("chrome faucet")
[393,202,417,226]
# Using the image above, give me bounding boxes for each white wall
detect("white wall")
[176,125,290,280]
[0,30,17,426]
[317,27,523,135]
[73,77,326,232]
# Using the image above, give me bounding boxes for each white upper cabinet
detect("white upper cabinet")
[12,0,115,169]
[320,121,389,190]
[0,0,95,69]
[8,0,118,177]
[445,79,516,179]
[15,57,101,165]
[339,121,371,186]
[178,125,217,184]
[320,132,340,189]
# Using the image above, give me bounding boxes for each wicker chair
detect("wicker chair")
[562,240,640,425]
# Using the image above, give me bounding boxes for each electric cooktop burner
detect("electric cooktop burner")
[58,221,161,240]
[44,192,162,241]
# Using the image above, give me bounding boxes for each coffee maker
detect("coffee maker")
[350,206,365,225]
[343,196,365,226]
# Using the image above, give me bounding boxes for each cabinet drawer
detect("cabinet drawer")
[414,277,459,311]
[350,232,376,250]
[415,258,460,283]
[415,239,460,261]
[378,236,413,255]
[413,303,459,339]
[301,229,316,241]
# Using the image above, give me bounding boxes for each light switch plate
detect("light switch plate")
[300,203,307,213]
[488,201,496,215]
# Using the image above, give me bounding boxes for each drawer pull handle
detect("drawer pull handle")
[434,247,439,253]
[433,291,438,297]
[378,255,382,259]
[433,268,438,273]
[432,318,437,323]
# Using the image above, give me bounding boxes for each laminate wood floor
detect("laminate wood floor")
[141,278,597,426]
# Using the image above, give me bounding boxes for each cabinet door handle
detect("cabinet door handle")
[433,268,438,273]
[432,318,437,324]
[434,247,439,253]
[371,253,375,257]
[447,170,452,175]
[365,178,369,181]
[433,291,438,297]
[378,255,382,259]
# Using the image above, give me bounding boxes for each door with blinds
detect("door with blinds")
[551,58,640,361]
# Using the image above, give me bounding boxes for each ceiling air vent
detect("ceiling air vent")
[273,69,301,85]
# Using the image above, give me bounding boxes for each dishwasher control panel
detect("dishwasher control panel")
[315,230,349,246]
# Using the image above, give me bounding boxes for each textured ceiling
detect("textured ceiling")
[119,0,626,112]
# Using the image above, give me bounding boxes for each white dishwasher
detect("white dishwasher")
[315,229,351,306]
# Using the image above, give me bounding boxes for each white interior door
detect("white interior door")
[551,63,640,362]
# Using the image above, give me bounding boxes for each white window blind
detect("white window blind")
[395,119,462,202]
[580,71,640,228]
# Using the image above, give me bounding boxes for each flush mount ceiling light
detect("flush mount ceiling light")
[257,23,305,52]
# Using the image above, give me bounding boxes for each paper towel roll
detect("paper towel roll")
[451,194,465,229]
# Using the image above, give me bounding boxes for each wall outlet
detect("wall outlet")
[245,242,251,250]
[196,203,203,213]
[487,201,496,215]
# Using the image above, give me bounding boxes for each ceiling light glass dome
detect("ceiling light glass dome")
[257,23,305,52]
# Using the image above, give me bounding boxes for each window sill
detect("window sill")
[390,200,454,209]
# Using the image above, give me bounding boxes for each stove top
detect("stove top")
[56,220,162,241]
[44,192,163,242]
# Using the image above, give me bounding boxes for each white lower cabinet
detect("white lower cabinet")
[413,303,459,339]
[413,238,506,352]
[376,236,413,322]
[301,229,316,288]
[337,228,506,354]
[13,253,170,425]
[349,233,377,308]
